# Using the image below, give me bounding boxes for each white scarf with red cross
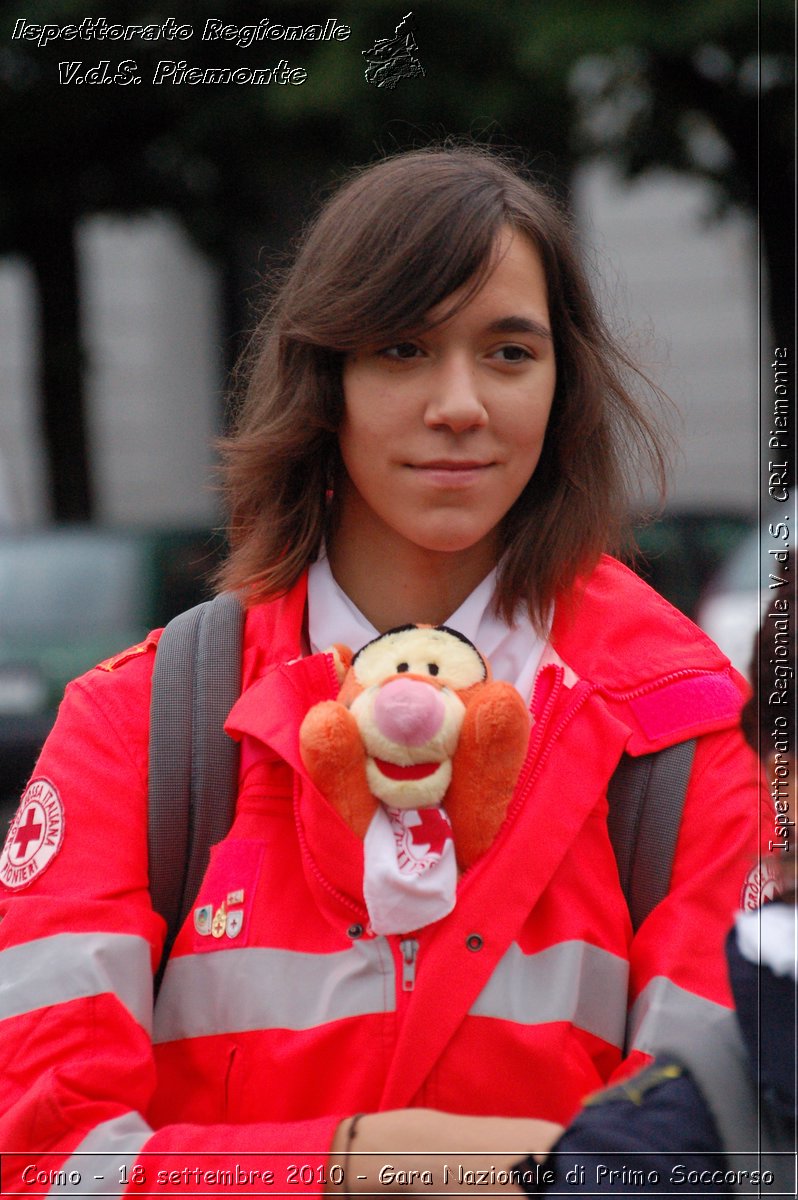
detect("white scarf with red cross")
[363,805,457,935]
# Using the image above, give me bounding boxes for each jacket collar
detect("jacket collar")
[551,555,733,690]
[230,556,745,756]
[236,555,733,692]
[238,574,308,689]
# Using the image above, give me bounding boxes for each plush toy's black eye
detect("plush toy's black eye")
[428,663,439,676]
[397,662,409,673]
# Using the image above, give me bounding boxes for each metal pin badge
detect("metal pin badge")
[211,902,227,938]
[194,904,213,936]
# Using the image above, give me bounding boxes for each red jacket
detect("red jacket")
[0,558,765,1194]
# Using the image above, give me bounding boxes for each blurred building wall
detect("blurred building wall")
[1,214,221,528]
[79,214,222,527]
[573,163,759,514]
[1,167,759,528]
[0,260,44,526]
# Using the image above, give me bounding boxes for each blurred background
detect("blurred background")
[1,1,794,818]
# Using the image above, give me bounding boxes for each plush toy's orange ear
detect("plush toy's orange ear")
[299,700,377,838]
[445,681,531,869]
[326,644,353,688]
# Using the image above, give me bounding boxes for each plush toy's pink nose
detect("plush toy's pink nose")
[373,678,445,746]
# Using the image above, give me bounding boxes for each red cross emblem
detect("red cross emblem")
[0,778,65,891]
[12,807,43,861]
[408,808,452,856]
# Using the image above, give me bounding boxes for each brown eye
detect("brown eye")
[382,343,421,360]
[495,345,533,363]
[397,662,409,673]
[428,663,439,676]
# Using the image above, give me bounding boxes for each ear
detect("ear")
[299,700,377,839]
[447,682,531,869]
[326,644,353,687]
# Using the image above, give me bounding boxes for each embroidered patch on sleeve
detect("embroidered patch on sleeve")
[0,778,65,890]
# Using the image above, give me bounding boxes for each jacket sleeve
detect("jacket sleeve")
[0,653,342,1197]
[517,1061,726,1197]
[609,724,767,1083]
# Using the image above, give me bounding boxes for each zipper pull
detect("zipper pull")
[400,938,419,992]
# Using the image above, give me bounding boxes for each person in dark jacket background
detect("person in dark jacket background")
[516,588,796,1196]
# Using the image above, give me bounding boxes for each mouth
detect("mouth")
[414,460,492,470]
[372,758,441,781]
[409,460,494,488]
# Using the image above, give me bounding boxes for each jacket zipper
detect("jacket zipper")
[292,776,368,919]
[525,684,598,789]
[399,937,419,992]
[388,936,420,1028]
[602,666,728,703]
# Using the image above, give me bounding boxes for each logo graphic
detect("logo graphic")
[0,778,65,891]
[363,12,425,89]
[740,860,781,911]
[389,806,452,875]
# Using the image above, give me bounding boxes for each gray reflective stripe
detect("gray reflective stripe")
[0,932,153,1033]
[469,940,629,1048]
[628,975,737,1057]
[154,938,394,1043]
[48,1112,152,1199]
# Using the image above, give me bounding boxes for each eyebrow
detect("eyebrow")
[487,316,552,340]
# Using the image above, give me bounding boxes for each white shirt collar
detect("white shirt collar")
[307,555,548,704]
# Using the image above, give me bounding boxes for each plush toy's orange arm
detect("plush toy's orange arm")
[446,682,531,869]
[299,701,378,839]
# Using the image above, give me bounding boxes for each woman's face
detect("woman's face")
[337,228,556,567]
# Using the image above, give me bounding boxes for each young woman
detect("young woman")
[0,147,763,1197]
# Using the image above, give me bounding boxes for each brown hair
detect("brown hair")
[216,144,669,628]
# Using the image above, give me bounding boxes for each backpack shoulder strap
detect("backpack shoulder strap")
[148,592,244,990]
[607,739,697,932]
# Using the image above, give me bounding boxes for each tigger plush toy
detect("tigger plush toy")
[299,624,530,934]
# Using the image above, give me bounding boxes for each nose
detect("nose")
[424,355,487,433]
[373,678,446,746]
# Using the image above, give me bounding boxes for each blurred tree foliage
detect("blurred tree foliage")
[0,0,792,519]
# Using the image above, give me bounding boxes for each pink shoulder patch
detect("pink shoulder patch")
[630,673,742,742]
[0,778,65,891]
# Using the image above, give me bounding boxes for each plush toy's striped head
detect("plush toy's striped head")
[339,625,488,809]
